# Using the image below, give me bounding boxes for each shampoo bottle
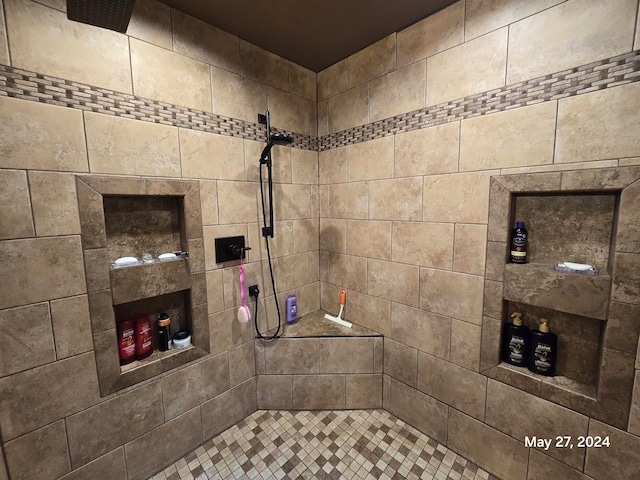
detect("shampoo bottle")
[510,220,528,263]
[286,295,298,325]
[502,312,529,367]
[527,319,557,376]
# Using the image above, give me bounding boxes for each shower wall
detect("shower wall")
[317,1,640,479]
[0,0,318,479]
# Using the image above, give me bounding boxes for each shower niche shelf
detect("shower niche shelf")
[76,176,209,396]
[481,167,640,429]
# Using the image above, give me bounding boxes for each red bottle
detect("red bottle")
[134,315,153,360]
[117,320,135,365]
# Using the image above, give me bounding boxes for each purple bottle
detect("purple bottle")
[286,295,298,324]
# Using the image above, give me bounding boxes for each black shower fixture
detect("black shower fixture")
[67,0,136,33]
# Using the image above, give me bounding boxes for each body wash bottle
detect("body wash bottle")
[527,319,557,376]
[502,312,529,367]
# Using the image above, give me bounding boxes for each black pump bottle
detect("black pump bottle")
[502,312,529,367]
[527,319,557,376]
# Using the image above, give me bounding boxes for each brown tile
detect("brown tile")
[327,181,369,219]
[92,329,120,396]
[629,370,640,435]
[50,295,92,359]
[130,38,211,112]
[616,178,640,254]
[392,222,454,269]
[257,375,292,409]
[66,382,163,468]
[87,290,115,334]
[486,379,588,469]
[126,0,172,49]
[497,172,562,192]
[187,238,205,273]
[450,319,481,372]
[0,97,87,172]
[484,362,542,397]
[318,59,347,101]
[482,279,504,320]
[597,348,635,428]
[76,180,106,250]
[229,341,255,387]
[317,100,329,137]
[0,0,8,65]
[272,184,313,221]
[368,260,420,307]
[319,338,374,374]
[326,252,367,293]
[264,338,318,374]
[0,169,34,240]
[199,180,219,226]
[292,219,319,254]
[83,176,148,196]
[560,166,640,191]
[292,375,345,409]
[345,220,391,260]
[124,407,203,480]
[390,302,451,360]
[370,177,423,221]
[487,177,511,243]
[453,224,487,276]
[485,241,508,281]
[448,408,528,480]
[373,337,383,373]
[528,449,592,480]
[328,84,369,134]
[29,171,80,237]
[604,302,640,354]
[272,251,319,292]
[507,0,636,84]
[290,63,316,101]
[369,61,426,122]
[240,40,289,90]
[420,268,484,324]
[201,378,256,440]
[267,87,317,136]
[0,237,86,310]
[383,374,391,410]
[394,122,460,177]
[480,317,502,372]
[162,353,230,421]
[4,421,70,480]
[613,252,640,305]
[584,419,640,480]
[58,448,126,480]
[0,352,100,441]
[319,146,347,185]
[0,302,55,377]
[348,34,396,87]
[346,136,394,182]
[383,338,417,387]
[5,0,131,92]
[418,352,487,421]
[346,374,382,409]
[388,377,448,444]
[347,291,391,337]
[208,308,253,355]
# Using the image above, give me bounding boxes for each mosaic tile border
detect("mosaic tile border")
[1,49,639,155]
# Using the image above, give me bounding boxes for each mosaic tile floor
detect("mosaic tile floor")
[149,410,500,480]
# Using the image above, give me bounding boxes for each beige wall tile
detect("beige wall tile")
[131,38,211,112]
[397,1,464,67]
[327,252,367,292]
[347,291,391,336]
[199,180,219,226]
[216,181,259,224]
[296,282,320,317]
[370,177,423,221]
[257,375,292,409]
[292,219,319,254]
[486,379,588,469]
[29,171,80,236]
[450,318,481,371]
[394,122,460,177]
[0,97,87,172]
[172,9,240,73]
[0,169,33,240]
[125,407,203,480]
[328,84,369,134]
[629,370,640,435]
[370,60,426,122]
[273,184,312,220]
[501,159,619,175]
[0,0,8,65]
[293,375,346,409]
[420,268,484,324]
[85,112,180,177]
[465,0,563,41]
[346,136,394,182]
[206,269,224,314]
[392,222,454,269]
[229,341,255,387]
[328,182,369,219]
[268,87,316,136]
[126,0,172,50]
[460,101,557,171]
[448,409,528,480]
[290,63,316,101]
[240,41,289,91]
[202,378,256,439]
[368,259,419,307]
[423,171,496,223]
[50,295,92,359]
[0,303,55,377]
[264,338,318,375]
[66,382,163,468]
[318,59,348,101]
[317,100,329,137]
[387,377,448,444]
[507,0,637,84]
[427,28,507,106]
[4,421,70,480]
[346,220,391,260]
[453,223,487,275]
[291,148,318,184]
[418,352,487,420]
[384,338,418,387]
[319,338,374,373]
[528,449,593,480]
[0,237,86,310]
[208,308,253,354]
[556,83,640,163]
[248,220,294,260]
[5,0,131,92]
[210,67,267,124]
[58,449,125,480]
[348,34,396,88]
[0,352,99,441]
[584,420,640,480]
[391,302,451,359]
[319,147,347,184]
[346,374,382,408]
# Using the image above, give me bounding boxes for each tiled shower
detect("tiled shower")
[0,0,639,479]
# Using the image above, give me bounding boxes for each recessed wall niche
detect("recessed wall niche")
[76,176,209,396]
[482,167,640,430]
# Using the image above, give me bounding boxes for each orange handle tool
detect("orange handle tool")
[340,290,346,306]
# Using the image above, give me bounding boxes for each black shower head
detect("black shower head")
[260,133,293,162]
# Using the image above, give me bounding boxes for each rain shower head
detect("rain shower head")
[260,133,293,162]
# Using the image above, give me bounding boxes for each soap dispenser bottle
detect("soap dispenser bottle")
[527,319,557,376]
[502,312,529,367]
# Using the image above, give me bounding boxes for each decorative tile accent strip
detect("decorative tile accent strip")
[0,64,318,152]
[319,50,640,151]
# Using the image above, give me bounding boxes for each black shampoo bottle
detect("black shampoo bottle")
[502,312,528,367]
[527,319,557,376]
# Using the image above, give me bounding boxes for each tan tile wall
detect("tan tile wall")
[318,1,640,479]
[0,1,317,479]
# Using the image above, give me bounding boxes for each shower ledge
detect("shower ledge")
[263,310,382,338]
